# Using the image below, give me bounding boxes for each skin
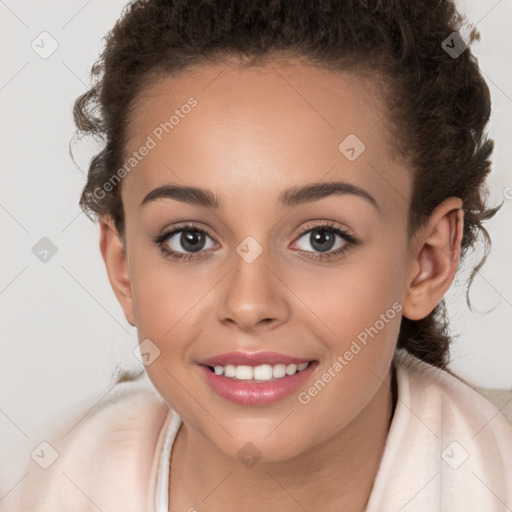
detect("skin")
[99,59,463,511]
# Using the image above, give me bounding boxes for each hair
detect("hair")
[71,0,502,372]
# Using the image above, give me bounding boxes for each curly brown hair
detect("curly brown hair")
[71,0,501,370]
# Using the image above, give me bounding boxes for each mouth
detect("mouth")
[197,360,319,406]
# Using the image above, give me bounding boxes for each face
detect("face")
[107,60,415,461]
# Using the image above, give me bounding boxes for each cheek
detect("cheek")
[129,247,211,337]
[293,246,405,338]
[128,253,208,407]
[289,245,406,392]
[128,248,225,402]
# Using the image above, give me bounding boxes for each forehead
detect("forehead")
[121,60,410,214]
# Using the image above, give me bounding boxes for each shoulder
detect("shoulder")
[368,351,512,510]
[9,377,173,512]
[394,351,512,506]
[396,350,512,433]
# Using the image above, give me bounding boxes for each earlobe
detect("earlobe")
[402,198,464,321]
[99,215,136,327]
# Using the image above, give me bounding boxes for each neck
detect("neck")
[169,368,395,512]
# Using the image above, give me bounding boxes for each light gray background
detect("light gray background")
[1,0,511,498]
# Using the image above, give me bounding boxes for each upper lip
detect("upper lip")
[199,351,314,367]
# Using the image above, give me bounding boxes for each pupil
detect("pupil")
[311,229,334,252]
[181,230,205,252]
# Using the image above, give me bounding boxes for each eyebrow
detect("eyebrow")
[140,181,379,211]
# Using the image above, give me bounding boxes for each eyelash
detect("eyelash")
[152,221,359,263]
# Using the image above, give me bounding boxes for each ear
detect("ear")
[402,197,464,321]
[99,215,136,327]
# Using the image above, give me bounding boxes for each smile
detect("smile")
[198,360,319,406]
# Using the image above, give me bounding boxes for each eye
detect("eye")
[153,221,358,262]
[290,221,358,260]
[153,223,217,262]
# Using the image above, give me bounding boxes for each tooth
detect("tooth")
[212,361,311,380]
[272,364,286,378]
[235,365,253,380]
[224,364,236,378]
[285,363,298,375]
[253,364,273,380]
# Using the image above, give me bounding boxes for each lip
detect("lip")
[199,351,313,367]
[198,360,319,406]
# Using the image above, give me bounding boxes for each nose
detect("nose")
[217,244,290,332]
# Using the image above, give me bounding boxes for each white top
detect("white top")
[155,410,183,512]
[6,351,512,512]
[154,351,512,511]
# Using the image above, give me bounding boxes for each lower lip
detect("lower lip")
[198,362,318,406]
